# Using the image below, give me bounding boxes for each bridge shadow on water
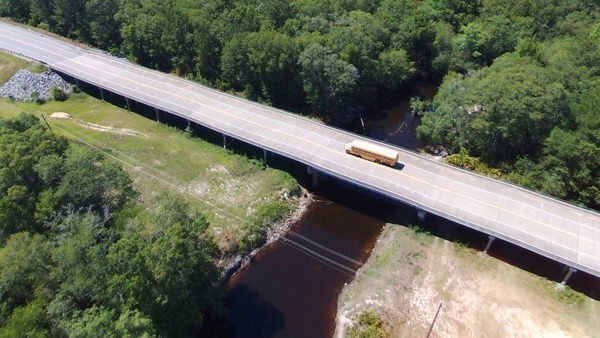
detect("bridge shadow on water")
[69,77,599,304]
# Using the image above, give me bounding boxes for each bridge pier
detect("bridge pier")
[560,267,577,286]
[307,166,319,188]
[483,235,495,254]
[99,87,105,101]
[125,97,131,111]
[223,134,228,149]
[417,209,427,223]
[155,108,160,122]
[263,149,268,166]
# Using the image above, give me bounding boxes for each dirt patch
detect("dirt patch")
[49,112,145,137]
[50,112,71,118]
[82,122,146,137]
[336,225,600,338]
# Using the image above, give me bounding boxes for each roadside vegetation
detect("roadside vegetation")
[0,54,301,335]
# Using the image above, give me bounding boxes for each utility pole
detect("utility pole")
[426,301,444,338]
[40,114,53,132]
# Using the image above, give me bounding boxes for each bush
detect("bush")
[445,148,502,178]
[51,86,69,101]
[348,311,387,338]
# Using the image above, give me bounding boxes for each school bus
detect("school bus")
[345,140,399,167]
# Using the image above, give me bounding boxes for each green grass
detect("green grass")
[0,52,48,84]
[0,91,299,253]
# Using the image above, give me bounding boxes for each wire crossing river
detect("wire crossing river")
[226,195,385,338]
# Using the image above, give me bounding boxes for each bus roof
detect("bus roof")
[350,140,399,160]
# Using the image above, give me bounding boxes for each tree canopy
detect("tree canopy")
[0,114,225,336]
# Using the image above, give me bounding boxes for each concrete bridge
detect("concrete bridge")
[1,21,598,281]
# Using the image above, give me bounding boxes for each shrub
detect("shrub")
[348,311,387,338]
[51,86,68,101]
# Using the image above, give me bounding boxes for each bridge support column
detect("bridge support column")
[187,119,191,129]
[560,267,577,286]
[307,166,319,188]
[125,97,131,111]
[74,79,80,88]
[99,87,105,101]
[155,108,160,122]
[263,149,268,166]
[483,235,495,254]
[223,134,228,149]
[417,209,427,223]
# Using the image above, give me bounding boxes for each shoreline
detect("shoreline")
[221,187,313,280]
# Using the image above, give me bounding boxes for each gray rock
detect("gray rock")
[0,70,71,101]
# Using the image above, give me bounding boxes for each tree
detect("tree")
[0,0,31,22]
[221,31,301,105]
[298,43,359,117]
[86,0,122,51]
[0,232,52,319]
[419,55,571,163]
[0,299,50,337]
[108,193,222,336]
[0,113,68,237]
[55,145,135,212]
[51,0,90,41]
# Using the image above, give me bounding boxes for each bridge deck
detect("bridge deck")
[1,21,598,278]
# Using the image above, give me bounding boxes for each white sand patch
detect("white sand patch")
[50,112,71,118]
[79,122,146,137]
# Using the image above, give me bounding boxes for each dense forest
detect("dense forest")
[0,113,224,336]
[0,1,597,196]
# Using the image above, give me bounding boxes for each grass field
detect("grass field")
[0,52,47,83]
[0,52,300,254]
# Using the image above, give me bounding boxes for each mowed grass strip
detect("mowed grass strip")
[0,90,298,251]
[0,52,47,83]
